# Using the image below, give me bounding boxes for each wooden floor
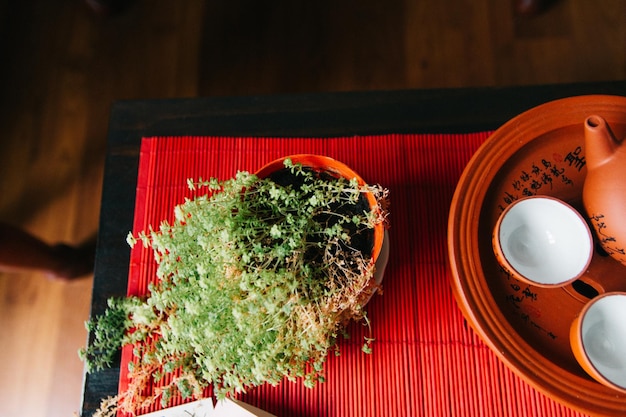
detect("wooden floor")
[0,1,623,416]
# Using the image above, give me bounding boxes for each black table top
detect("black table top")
[80,81,626,416]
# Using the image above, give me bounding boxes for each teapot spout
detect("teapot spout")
[584,115,621,170]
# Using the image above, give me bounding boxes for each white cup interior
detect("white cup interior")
[581,293,626,389]
[497,197,592,285]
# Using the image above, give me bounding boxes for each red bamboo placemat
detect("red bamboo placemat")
[120,134,588,417]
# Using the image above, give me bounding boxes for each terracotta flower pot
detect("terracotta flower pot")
[256,154,389,289]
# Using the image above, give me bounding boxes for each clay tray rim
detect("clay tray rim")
[447,95,626,416]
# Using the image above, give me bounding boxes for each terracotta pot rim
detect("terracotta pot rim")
[256,154,385,265]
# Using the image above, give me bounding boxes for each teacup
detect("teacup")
[570,292,626,393]
[492,196,593,287]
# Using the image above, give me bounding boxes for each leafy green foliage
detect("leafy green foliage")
[79,297,139,372]
[82,159,389,414]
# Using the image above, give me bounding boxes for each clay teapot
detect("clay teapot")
[582,115,626,266]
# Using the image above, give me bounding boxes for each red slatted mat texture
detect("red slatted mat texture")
[119,135,588,417]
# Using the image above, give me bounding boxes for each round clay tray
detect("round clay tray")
[448,95,626,416]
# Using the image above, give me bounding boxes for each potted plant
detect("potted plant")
[80,155,390,416]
